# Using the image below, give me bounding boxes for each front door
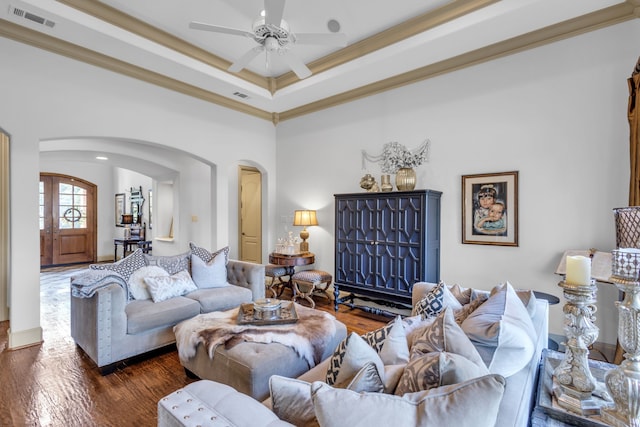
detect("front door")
[239,166,262,263]
[40,173,97,266]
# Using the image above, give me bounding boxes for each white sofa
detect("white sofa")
[70,248,265,374]
[158,281,549,427]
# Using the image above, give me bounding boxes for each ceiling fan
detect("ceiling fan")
[189,0,347,79]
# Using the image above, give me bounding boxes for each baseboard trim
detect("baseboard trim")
[8,326,43,349]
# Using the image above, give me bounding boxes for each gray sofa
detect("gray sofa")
[158,281,549,427]
[71,252,265,374]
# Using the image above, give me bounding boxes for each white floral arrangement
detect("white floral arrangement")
[379,140,430,174]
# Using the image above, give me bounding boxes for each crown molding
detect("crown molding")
[277,2,638,122]
[0,18,273,121]
[2,2,638,125]
[58,0,497,94]
[275,0,498,89]
[57,0,270,90]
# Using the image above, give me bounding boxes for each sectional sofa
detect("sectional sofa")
[158,281,549,427]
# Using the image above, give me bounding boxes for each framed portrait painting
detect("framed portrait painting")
[462,171,518,246]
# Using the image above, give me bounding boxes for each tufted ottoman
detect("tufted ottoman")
[177,308,347,401]
[158,380,293,427]
[291,270,332,308]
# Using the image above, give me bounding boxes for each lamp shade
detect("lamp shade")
[293,210,318,227]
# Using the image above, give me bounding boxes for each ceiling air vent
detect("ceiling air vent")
[8,5,55,28]
[233,91,250,99]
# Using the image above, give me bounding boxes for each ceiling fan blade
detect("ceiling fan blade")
[228,47,264,73]
[295,33,348,47]
[189,21,253,38]
[264,0,285,27]
[280,52,312,80]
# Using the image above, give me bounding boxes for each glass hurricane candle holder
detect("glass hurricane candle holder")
[603,249,640,427]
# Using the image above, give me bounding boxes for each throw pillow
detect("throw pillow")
[412,281,445,319]
[410,307,488,372]
[269,376,319,427]
[361,316,409,365]
[311,374,506,427]
[453,293,488,325]
[449,283,473,305]
[144,270,197,303]
[335,361,385,393]
[143,251,190,275]
[127,265,169,300]
[270,363,384,427]
[412,281,463,312]
[90,248,146,281]
[461,282,537,377]
[402,315,437,349]
[189,242,229,264]
[325,332,385,386]
[190,253,228,288]
[394,352,490,395]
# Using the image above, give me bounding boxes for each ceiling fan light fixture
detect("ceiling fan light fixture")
[265,36,279,52]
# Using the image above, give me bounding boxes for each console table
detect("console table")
[268,252,315,293]
[114,237,152,260]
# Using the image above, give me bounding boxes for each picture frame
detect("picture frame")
[115,193,125,227]
[462,171,518,246]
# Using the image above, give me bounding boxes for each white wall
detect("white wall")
[0,36,277,347]
[276,20,640,344]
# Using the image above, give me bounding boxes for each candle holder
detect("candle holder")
[553,278,602,415]
[602,249,640,427]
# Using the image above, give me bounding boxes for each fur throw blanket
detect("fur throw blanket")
[174,303,337,368]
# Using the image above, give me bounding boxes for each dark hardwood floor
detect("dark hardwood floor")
[0,264,387,427]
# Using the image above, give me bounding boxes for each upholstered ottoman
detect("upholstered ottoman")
[291,269,332,308]
[158,380,293,427]
[175,305,347,401]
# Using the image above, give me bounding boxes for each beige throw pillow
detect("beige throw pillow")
[270,363,384,427]
[410,307,488,371]
[394,352,489,395]
[311,374,506,427]
[461,282,537,377]
[325,332,385,386]
[361,316,409,365]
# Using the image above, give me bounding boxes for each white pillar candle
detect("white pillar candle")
[566,255,591,286]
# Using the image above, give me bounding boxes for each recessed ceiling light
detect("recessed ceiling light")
[96,156,108,160]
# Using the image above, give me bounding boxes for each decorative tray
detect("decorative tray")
[237,300,298,325]
[533,349,614,427]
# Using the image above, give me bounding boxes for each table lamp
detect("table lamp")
[293,210,318,253]
[122,214,134,239]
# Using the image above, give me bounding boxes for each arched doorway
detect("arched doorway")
[40,173,97,266]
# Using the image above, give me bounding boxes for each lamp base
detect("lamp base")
[299,227,310,252]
